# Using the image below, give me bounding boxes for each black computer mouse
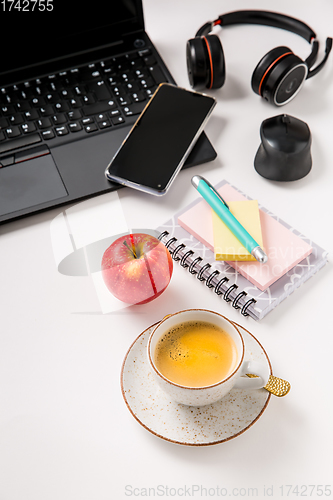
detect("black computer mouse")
[254,114,312,181]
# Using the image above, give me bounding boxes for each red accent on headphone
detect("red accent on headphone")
[202,36,214,89]
[258,51,293,95]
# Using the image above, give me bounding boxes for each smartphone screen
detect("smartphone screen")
[105,83,216,195]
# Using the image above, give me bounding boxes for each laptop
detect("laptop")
[0,0,216,224]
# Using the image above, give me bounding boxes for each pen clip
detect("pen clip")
[203,178,230,210]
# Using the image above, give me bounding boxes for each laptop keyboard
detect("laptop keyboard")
[0,47,167,155]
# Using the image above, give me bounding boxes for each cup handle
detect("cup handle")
[233,360,270,390]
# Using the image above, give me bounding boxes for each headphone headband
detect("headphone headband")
[218,11,316,42]
[196,10,316,42]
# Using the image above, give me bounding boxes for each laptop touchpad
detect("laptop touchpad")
[0,153,67,216]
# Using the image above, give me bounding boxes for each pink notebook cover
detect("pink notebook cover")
[178,183,313,291]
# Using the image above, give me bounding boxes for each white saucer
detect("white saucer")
[121,322,272,446]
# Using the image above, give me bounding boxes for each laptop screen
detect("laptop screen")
[1,0,144,83]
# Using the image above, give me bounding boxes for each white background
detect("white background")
[1,0,333,499]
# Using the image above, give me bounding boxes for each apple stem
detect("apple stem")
[123,239,137,259]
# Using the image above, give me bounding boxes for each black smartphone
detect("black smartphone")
[104,83,216,195]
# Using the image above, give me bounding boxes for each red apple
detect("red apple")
[101,233,173,305]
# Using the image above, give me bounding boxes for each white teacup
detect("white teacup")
[147,309,270,406]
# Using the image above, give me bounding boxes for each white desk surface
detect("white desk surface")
[1,1,333,498]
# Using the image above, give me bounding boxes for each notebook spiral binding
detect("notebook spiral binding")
[158,231,257,317]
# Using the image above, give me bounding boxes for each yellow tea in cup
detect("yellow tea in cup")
[154,320,238,388]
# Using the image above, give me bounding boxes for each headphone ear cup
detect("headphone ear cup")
[186,34,225,90]
[251,46,308,105]
[203,34,226,89]
[251,46,293,95]
[186,37,210,90]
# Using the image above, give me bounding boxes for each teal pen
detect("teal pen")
[191,175,268,264]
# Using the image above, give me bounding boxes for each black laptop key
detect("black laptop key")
[138,48,152,57]
[55,126,69,136]
[64,71,80,86]
[134,67,150,79]
[41,129,55,140]
[70,97,83,108]
[39,105,54,117]
[54,101,70,113]
[31,96,46,107]
[82,100,117,116]
[9,114,24,125]
[143,55,157,66]
[20,87,35,100]
[88,81,111,101]
[117,96,132,106]
[111,115,125,125]
[6,126,21,138]
[24,109,39,121]
[139,77,155,89]
[128,58,144,71]
[85,123,98,133]
[68,109,82,120]
[120,71,135,83]
[74,85,86,96]
[126,51,141,61]
[123,102,146,116]
[37,118,52,129]
[96,113,109,122]
[68,122,82,132]
[124,81,140,93]
[52,113,67,125]
[98,119,111,129]
[47,79,64,92]
[1,105,15,115]
[22,122,37,134]
[0,132,41,154]
[0,117,8,128]
[113,56,130,71]
[131,91,145,102]
[82,94,96,105]
[45,92,58,103]
[112,85,126,97]
[5,92,20,104]
[1,94,11,105]
[149,65,167,85]
[16,101,32,112]
[60,89,74,100]
[79,66,101,81]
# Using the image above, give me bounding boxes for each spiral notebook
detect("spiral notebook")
[156,180,328,320]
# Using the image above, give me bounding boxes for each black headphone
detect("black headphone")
[187,10,332,105]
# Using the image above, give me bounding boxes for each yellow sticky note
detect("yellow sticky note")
[212,200,264,261]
